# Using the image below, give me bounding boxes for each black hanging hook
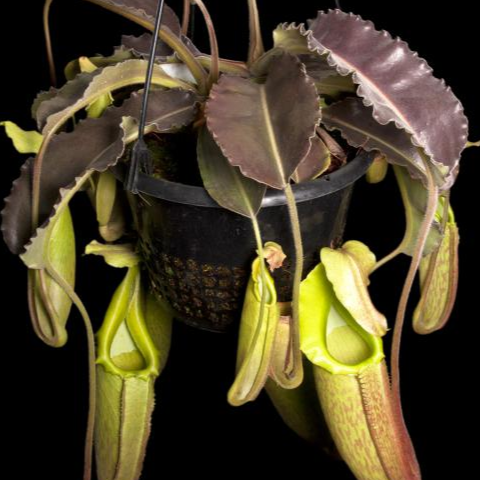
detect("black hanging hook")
[124,0,167,194]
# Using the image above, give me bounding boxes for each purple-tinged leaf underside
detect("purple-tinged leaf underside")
[1,89,198,256]
[205,50,320,189]
[39,59,196,135]
[306,9,469,190]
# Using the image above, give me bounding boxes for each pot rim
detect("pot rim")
[112,149,374,208]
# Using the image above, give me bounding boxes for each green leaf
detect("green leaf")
[320,241,388,337]
[84,240,140,268]
[0,121,43,154]
[205,50,320,189]
[307,9,468,189]
[197,125,266,217]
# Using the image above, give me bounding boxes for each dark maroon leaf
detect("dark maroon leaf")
[272,22,356,99]
[2,89,198,255]
[306,9,469,189]
[1,157,34,256]
[33,46,135,121]
[205,51,320,189]
[35,70,100,130]
[31,89,58,121]
[322,97,427,184]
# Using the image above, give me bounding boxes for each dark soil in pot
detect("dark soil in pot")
[113,130,374,333]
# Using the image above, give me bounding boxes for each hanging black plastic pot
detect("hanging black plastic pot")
[111,150,374,333]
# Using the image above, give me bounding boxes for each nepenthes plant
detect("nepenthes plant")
[1,1,478,479]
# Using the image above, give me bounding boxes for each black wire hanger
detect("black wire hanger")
[124,0,167,194]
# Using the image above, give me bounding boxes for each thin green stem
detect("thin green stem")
[371,245,404,274]
[44,261,96,480]
[283,183,304,387]
[43,0,56,87]
[390,149,438,413]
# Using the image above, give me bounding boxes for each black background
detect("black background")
[1,1,478,479]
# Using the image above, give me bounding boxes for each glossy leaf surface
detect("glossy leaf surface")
[306,9,468,189]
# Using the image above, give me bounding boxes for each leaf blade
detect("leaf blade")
[205,51,321,189]
[2,89,198,256]
[197,125,266,217]
[307,9,469,188]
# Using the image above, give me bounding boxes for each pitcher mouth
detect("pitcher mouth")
[111,149,374,208]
